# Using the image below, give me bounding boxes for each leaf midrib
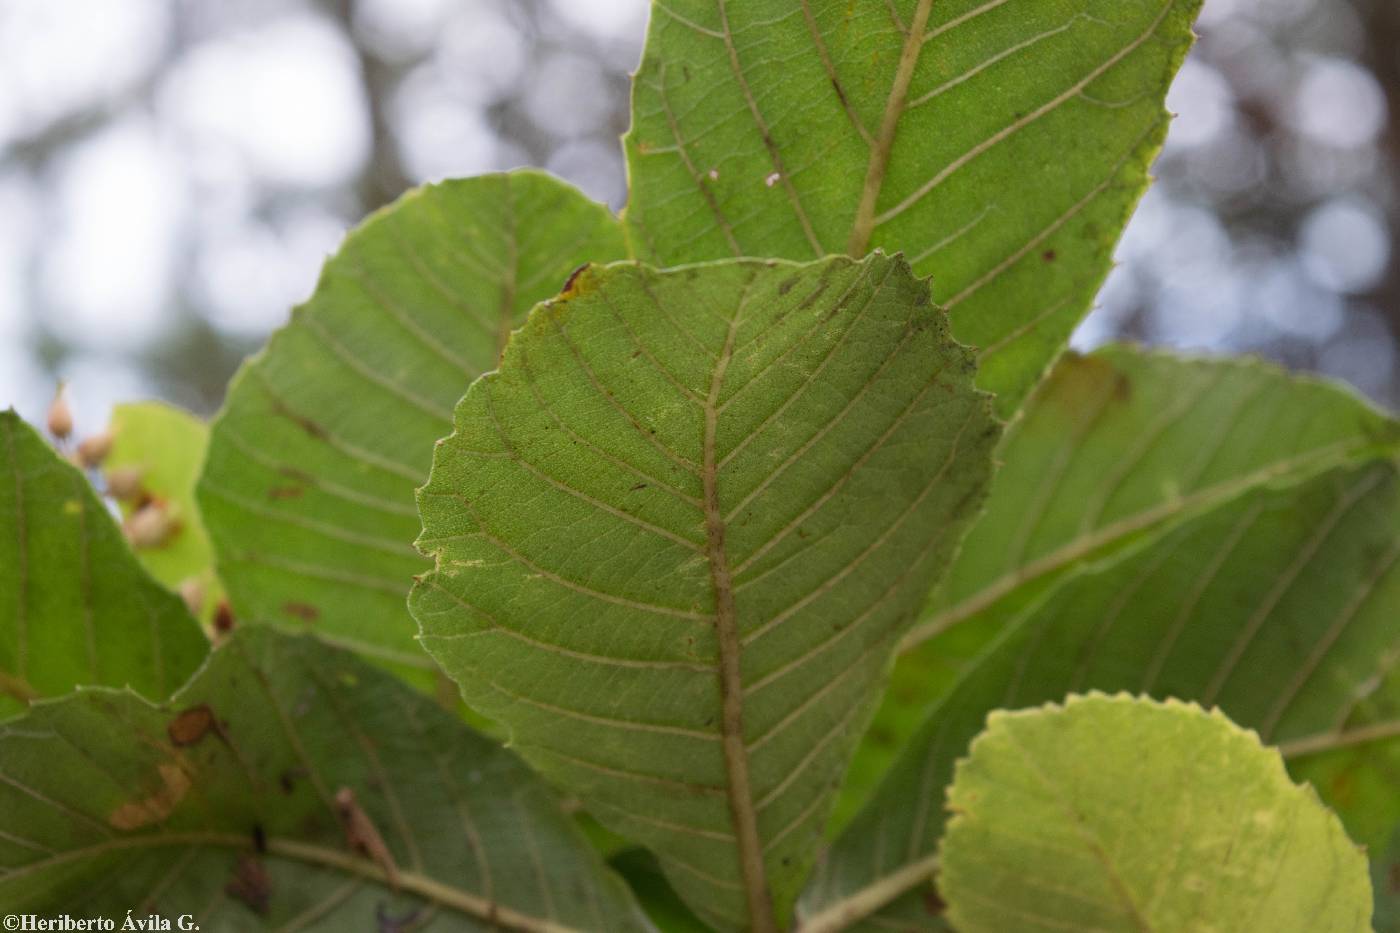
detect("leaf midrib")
[703,276,777,933]
[1,832,580,933]
[846,0,937,256]
[846,0,1178,255]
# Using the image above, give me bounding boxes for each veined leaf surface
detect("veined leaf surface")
[939,695,1371,933]
[199,172,626,670]
[801,458,1400,929]
[0,627,652,931]
[0,411,206,718]
[1287,660,1400,862]
[410,253,998,930]
[834,348,1400,828]
[913,347,1400,648]
[625,0,1201,414]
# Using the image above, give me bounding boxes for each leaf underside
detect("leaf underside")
[940,694,1372,932]
[411,253,997,930]
[804,455,1400,928]
[0,627,651,932]
[625,0,1201,414]
[198,173,626,673]
[0,411,207,719]
[833,348,1400,828]
[923,347,1400,641]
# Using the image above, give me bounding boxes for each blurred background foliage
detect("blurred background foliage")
[0,0,1395,430]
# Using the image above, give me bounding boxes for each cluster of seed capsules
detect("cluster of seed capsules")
[44,384,233,637]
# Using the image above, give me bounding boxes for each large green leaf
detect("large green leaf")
[800,458,1400,928]
[107,401,224,626]
[0,626,652,931]
[0,411,206,718]
[409,253,998,931]
[831,348,1400,831]
[198,172,626,672]
[939,694,1372,932]
[624,0,1201,414]
[913,347,1400,648]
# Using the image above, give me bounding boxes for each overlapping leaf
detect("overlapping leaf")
[625,0,1201,413]
[0,626,652,931]
[410,253,998,930]
[198,172,626,671]
[0,411,206,718]
[939,695,1372,932]
[916,347,1400,646]
[833,348,1400,826]
[800,457,1400,928]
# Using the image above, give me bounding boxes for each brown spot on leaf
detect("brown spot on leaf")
[226,855,272,914]
[1329,768,1356,806]
[267,485,303,500]
[268,396,328,441]
[1042,249,1057,262]
[279,767,308,794]
[561,263,591,298]
[1040,352,1131,419]
[108,762,190,829]
[214,600,236,634]
[282,602,320,623]
[168,705,215,746]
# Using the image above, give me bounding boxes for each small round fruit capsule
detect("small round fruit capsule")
[76,431,114,468]
[104,466,144,500]
[47,385,73,441]
[125,501,177,549]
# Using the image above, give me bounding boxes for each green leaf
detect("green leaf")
[198,172,626,673]
[915,347,1400,648]
[832,348,1400,830]
[1287,671,1400,857]
[106,401,224,626]
[801,457,1400,928]
[624,0,1201,414]
[410,253,998,931]
[0,626,653,931]
[1372,828,1400,932]
[939,694,1372,932]
[0,411,207,718]
[610,849,717,933]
